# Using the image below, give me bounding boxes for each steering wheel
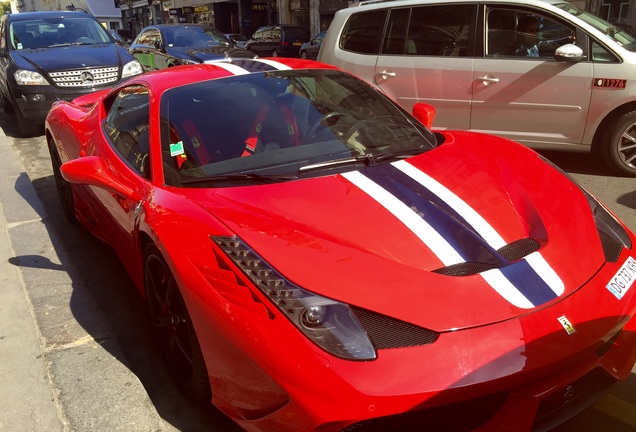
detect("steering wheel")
[305,111,354,138]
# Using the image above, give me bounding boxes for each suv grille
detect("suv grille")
[49,67,119,88]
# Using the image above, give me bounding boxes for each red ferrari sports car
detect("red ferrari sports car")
[45,58,636,432]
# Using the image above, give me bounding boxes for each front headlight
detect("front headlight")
[14,69,48,85]
[122,59,143,78]
[212,236,377,360]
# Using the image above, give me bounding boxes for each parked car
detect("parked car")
[129,24,255,72]
[299,30,325,60]
[109,29,129,47]
[245,25,309,57]
[0,11,143,137]
[45,57,636,432]
[224,33,248,48]
[319,0,636,176]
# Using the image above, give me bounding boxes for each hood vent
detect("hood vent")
[432,238,540,277]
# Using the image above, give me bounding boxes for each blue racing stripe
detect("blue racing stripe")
[362,164,507,267]
[499,260,559,306]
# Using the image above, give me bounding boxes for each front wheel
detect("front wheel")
[48,138,77,224]
[601,111,636,176]
[144,244,211,403]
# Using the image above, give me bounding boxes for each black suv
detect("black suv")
[0,11,143,136]
[245,25,309,57]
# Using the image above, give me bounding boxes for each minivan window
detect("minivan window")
[406,4,472,56]
[341,10,387,54]
[554,1,636,49]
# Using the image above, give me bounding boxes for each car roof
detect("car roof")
[6,10,94,21]
[351,0,562,8]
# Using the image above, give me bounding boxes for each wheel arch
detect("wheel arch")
[591,100,636,154]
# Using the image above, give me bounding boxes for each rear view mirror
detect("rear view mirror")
[412,102,436,129]
[554,44,585,63]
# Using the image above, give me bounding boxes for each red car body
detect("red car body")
[45,58,636,432]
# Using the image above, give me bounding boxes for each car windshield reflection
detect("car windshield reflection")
[159,69,436,187]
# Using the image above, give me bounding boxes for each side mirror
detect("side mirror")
[61,156,141,201]
[412,102,436,129]
[554,43,585,63]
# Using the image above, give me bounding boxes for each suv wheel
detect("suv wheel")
[602,111,636,176]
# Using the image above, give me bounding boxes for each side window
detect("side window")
[591,40,619,62]
[104,85,151,178]
[406,4,472,56]
[382,8,409,55]
[486,8,575,58]
[341,10,387,54]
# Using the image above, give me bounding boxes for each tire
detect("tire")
[15,106,40,137]
[271,49,278,57]
[144,243,211,403]
[48,138,77,224]
[300,50,308,59]
[601,110,636,176]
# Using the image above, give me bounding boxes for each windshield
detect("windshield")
[10,16,112,49]
[160,69,436,188]
[165,26,231,48]
[553,2,636,48]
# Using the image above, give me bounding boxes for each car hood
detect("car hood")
[168,45,256,61]
[186,133,610,331]
[11,43,129,71]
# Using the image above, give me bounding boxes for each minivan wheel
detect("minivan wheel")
[602,110,636,176]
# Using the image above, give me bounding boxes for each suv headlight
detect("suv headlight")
[122,59,143,78]
[14,70,48,85]
[212,236,377,361]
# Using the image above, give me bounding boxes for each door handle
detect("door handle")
[376,70,396,79]
[478,75,500,85]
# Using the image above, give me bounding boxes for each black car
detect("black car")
[0,11,143,137]
[129,24,256,72]
[299,31,326,60]
[245,25,309,57]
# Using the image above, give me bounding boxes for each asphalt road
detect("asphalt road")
[1,109,635,431]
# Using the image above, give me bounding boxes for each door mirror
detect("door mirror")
[412,102,436,129]
[554,44,585,63]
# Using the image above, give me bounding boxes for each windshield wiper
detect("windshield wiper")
[299,148,426,173]
[180,172,296,185]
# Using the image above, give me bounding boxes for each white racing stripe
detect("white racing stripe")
[205,61,250,75]
[250,58,293,70]
[394,160,564,298]
[341,171,464,266]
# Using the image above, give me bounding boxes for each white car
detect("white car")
[319,0,636,176]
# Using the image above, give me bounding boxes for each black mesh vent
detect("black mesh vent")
[432,238,541,276]
[352,307,438,349]
[340,391,508,432]
[598,229,623,263]
[497,238,540,262]
[432,262,497,276]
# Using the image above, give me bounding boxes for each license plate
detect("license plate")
[606,256,636,300]
[293,42,302,46]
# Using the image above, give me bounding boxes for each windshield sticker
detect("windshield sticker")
[594,78,626,88]
[170,141,185,157]
[606,256,636,300]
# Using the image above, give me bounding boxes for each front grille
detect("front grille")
[49,67,119,88]
[352,307,438,349]
[341,391,508,432]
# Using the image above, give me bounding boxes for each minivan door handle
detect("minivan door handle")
[376,70,396,80]
[478,75,500,85]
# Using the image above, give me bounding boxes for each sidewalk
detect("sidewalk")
[0,129,166,431]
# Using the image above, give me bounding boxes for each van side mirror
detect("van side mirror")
[554,44,585,63]
[412,102,436,129]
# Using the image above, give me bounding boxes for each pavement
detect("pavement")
[0,127,167,431]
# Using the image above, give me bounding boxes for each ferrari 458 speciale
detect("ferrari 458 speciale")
[45,58,636,432]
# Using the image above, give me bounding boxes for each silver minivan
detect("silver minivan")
[319,0,636,176]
